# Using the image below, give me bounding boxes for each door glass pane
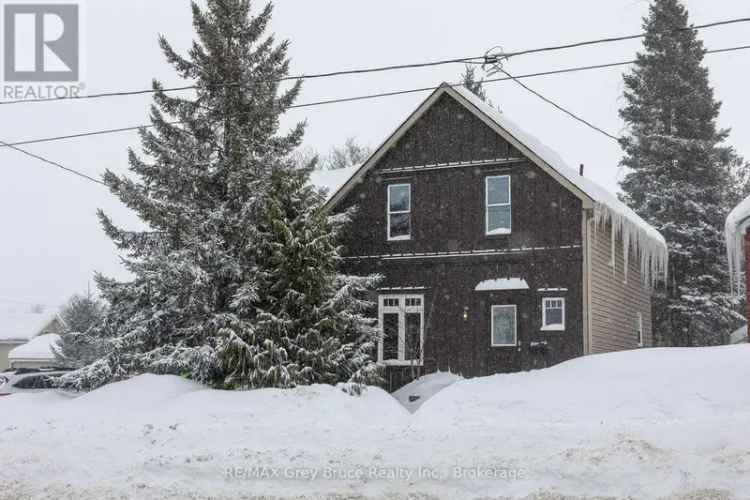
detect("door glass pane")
[487,176,510,205]
[488,205,511,232]
[389,213,411,238]
[389,185,410,212]
[405,313,422,360]
[382,313,399,360]
[492,307,516,345]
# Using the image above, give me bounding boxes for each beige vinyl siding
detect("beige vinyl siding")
[588,219,653,352]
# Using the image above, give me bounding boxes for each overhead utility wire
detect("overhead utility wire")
[1,15,748,106]
[494,68,620,141]
[2,43,748,149]
[0,55,486,105]
[0,137,106,185]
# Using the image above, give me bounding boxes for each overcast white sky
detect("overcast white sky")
[1,0,748,311]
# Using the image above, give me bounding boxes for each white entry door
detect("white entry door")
[378,294,424,366]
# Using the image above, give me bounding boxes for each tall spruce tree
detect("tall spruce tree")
[619,0,746,346]
[60,0,381,390]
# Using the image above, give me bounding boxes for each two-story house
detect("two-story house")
[312,83,668,390]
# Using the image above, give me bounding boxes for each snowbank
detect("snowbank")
[416,345,750,426]
[392,371,463,412]
[8,333,61,361]
[3,346,750,499]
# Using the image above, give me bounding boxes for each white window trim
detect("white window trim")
[387,183,412,241]
[485,175,512,236]
[490,304,517,347]
[541,297,566,331]
[378,294,424,366]
[636,312,644,347]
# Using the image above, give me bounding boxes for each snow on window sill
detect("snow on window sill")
[486,228,512,236]
[541,325,565,332]
[387,235,411,242]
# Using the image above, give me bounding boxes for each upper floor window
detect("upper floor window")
[486,175,511,235]
[388,184,411,241]
[542,297,565,331]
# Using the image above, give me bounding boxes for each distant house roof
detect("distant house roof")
[0,310,65,343]
[311,83,668,285]
[8,333,61,361]
[309,165,359,199]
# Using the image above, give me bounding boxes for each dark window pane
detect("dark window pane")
[488,205,511,233]
[405,313,422,360]
[487,176,510,205]
[546,308,563,325]
[389,185,410,212]
[492,307,516,345]
[389,213,411,238]
[382,313,399,360]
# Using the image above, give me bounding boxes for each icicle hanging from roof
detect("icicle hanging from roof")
[725,194,750,296]
[593,203,669,287]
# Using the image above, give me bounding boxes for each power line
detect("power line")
[493,68,620,141]
[1,15,748,107]
[2,43,748,149]
[0,55,486,106]
[497,16,750,59]
[0,138,106,185]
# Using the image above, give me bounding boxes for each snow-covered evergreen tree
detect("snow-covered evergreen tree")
[59,291,106,333]
[220,166,381,388]
[619,0,747,346]
[53,291,107,368]
[59,0,381,391]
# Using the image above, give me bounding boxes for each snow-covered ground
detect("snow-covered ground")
[2,345,750,500]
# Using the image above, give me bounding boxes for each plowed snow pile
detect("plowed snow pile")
[2,345,749,500]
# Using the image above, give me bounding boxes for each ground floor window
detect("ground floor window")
[541,297,565,331]
[491,305,517,346]
[378,294,424,365]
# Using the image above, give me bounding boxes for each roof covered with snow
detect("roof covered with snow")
[0,310,64,342]
[313,83,668,284]
[309,165,359,200]
[474,278,530,291]
[8,333,61,361]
